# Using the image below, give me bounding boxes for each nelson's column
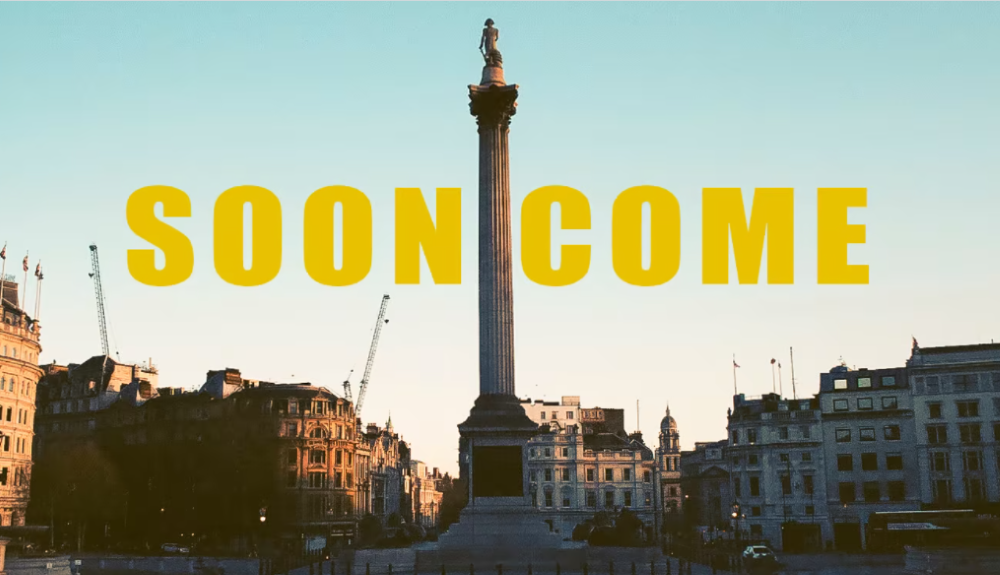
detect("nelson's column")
[432,20,566,558]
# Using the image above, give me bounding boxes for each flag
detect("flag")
[22,255,28,272]
[733,360,740,368]
[34,262,41,278]
[0,244,5,260]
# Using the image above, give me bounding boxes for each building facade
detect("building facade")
[0,281,42,527]
[907,342,1000,509]
[524,402,657,538]
[361,417,411,526]
[818,364,920,551]
[679,440,731,537]
[410,461,443,530]
[728,393,830,552]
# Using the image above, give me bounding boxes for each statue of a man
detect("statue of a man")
[479,18,502,67]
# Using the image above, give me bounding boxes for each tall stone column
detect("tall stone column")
[470,69,518,398]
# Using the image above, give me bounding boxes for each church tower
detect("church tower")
[657,404,684,526]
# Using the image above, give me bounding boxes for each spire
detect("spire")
[386,411,393,431]
[665,402,671,420]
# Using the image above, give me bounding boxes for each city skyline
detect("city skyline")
[2,2,999,475]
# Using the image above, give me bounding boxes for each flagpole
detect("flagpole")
[778,362,783,397]
[771,361,776,394]
[21,252,29,310]
[790,346,797,400]
[0,243,6,311]
[34,269,43,321]
[732,354,738,395]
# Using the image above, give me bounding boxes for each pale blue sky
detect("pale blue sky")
[1,2,998,474]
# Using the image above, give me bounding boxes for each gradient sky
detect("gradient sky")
[1,2,998,475]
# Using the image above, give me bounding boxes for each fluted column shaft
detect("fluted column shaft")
[470,83,518,398]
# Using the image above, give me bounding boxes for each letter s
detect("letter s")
[127,185,194,286]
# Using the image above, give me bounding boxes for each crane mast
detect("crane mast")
[88,244,110,357]
[354,294,390,420]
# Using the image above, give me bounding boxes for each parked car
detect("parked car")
[161,543,190,554]
[742,545,778,571]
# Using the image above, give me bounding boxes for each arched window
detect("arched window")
[309,427,327,439]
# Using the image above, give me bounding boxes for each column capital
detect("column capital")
[469,83,518,128]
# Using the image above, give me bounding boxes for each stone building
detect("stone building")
[410,461,443,530]
[728,393,830,552]
[0,281,42,527]
[657,405,683,530]
[907,341,1000,508]
[818,363,920,551]
[523,402,657,538]
[361,417,411,526]
[679,440,731,537]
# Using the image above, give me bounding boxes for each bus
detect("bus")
[868,510,1000,552]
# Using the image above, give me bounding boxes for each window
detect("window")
[623,491,632,507]
[926,376,941,394]
[927,425,948,444]
[544,469,553,482]
[803,475,814,495]
[861,453,878,471]
[929,403,943,419]
[933,480,951,503]
[604,490,615,509]
[540,412,545,420]
[888,481,905,501]
[779,453,789,463]
[310,450,326,465]
[837,454,853,471]
[544,490,553,508]
[643,470,651,482]
[781,474,792,496]
[544,448,551,457]
[881,376,896,387]
[952,374,975,392]
[309,472,326,488]
[957,401,979,418]
[562,448,569,457]
[287,449,298,466]
[586,490,596,507]
[334,472,342,488]
[749,477,760,496]
[863,482,880,502]
[860,427,876,442]
[858,398,873,411]
[335,450,342,465]
[551,412,557,420]
[605,468,613,481]
[731,430,739,445]
[563,493,572,508]
[963,451,983,472]
[623,469,631,481]
[886,453,903,470]
[747,429,758,444]
[965,478,985,502]
[833,399,849,412]
[802,452,812,462]
[856,377,871,388]
[839,483,856,503]
[995,422,1000,442]
[931,452,950,472]
[882,396,898,410]
[960,424,981,444]
[834,379,848,390]
[748,454,759,465]
[779,427,789,440]
[751,506,761,517]
[836,429,851,443]
[561,468,570,481]
[800,425,811,439]
[530,448,536,458]
[567,411,574,419]
[884,425,901,441]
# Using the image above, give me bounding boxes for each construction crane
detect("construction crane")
[88,244,111,358]
[353,294,390,420]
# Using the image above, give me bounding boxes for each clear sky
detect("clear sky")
[1,2,998,475]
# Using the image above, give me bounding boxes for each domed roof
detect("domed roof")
[660,404,677,432]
